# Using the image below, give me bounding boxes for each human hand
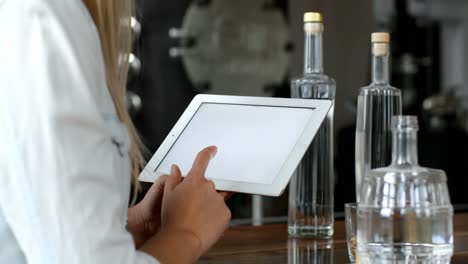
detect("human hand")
[161,146,231,256]
[127,175,168,248]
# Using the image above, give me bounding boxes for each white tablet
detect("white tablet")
[139,94,332,196]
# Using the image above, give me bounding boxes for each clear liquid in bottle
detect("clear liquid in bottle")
[288,12,335,238]
[355,32,402,202]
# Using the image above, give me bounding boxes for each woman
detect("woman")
[0,0,231,263]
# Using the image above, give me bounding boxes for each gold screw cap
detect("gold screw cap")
[371,32,390,43]
[304,12,323,23]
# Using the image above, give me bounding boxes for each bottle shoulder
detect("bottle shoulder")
[370,164,447,182]
[359,83,401,96]
[361,166,451,208]
[292,73,336,86]
[291,73,336,99]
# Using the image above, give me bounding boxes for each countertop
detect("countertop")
[200,213,468,263]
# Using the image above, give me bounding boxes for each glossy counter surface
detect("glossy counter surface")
[200,213,468,263]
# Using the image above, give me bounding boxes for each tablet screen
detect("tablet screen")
[155,103,314,184]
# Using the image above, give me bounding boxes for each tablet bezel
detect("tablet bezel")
[139,94,332,196]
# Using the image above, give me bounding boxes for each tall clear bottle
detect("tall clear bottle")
[355,32,402,202]
[288,12,336,238]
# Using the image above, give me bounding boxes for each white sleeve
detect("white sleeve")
[0,2,158,264]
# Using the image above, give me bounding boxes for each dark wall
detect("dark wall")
[132,0,196,153]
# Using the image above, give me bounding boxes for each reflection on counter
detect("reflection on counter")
[288,238,333,264]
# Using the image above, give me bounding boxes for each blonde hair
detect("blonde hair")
[83,0,144,205]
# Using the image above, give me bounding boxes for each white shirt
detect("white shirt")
[0,0,158,263]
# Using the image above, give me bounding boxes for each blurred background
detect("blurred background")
[127,0,468,224]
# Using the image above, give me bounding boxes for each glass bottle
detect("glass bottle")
[355,32,402,202]
[288,12,336,238]
[357,116,454,263]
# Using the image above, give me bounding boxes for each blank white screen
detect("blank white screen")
[156,103,314,184]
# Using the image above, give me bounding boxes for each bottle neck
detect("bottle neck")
[304,23,323,74]
[391,130,419,166]
[371,44,390,84]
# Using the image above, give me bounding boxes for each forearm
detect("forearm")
[141,229,202,264]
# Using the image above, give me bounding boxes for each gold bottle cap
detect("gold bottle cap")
[371,32,390,43]
[304,12,323,23]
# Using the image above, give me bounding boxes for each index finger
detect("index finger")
[187,146,217,180]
